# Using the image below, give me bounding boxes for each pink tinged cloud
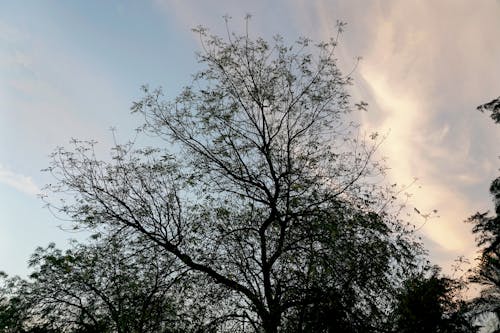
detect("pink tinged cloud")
[290,0,500,270]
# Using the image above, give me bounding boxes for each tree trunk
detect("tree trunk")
[262,311,280,333]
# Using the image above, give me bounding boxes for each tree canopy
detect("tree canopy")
[39,22,427,332]
[391,266,475,333]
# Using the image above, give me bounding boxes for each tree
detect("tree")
[44,20,423,332]
[18,234,193,333]
[468,179,500,321]
[0,272,63,333]
[391,266,476,333]
[0,272,31,333]
[467,97,500,331]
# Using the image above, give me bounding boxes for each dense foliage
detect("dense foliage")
[468,97,500,330]
[391,267,475,333]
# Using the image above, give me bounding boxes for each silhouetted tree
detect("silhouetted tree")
[0,273,28,333]
[43,19,423,332]
[0,272,64,333]
[468,180,500,321]
[468,98,500,330]
[15,234,195,333]
[392,266,476,333]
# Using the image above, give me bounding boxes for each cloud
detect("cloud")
[355,1,500,253]
[0,164,40,196]
[301,0,500,269]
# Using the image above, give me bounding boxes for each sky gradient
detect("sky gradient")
[1,0,499,277]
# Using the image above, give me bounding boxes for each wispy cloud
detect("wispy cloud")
[0,164,39,196]
[302,0,500,268]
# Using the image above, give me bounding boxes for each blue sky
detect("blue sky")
[1,0,499,277]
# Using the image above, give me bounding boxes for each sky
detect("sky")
[0,0,499,277]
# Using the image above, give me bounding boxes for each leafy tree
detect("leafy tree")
[468,97,500,328]
[391,266,476,333]
[468,180,500,321]
[0,272,62,333]
[0,272,29,333]
[18,234,193,333]
[43,20,423,332]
